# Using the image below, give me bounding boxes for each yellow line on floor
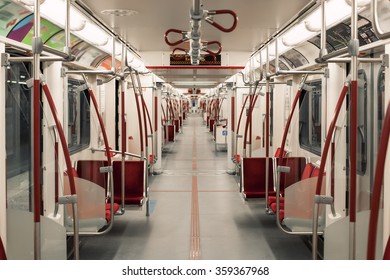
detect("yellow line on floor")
[190,120,201,260]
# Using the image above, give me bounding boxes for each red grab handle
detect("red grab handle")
[205,10,238,33]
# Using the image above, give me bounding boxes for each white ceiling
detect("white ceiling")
[75,0,313,88]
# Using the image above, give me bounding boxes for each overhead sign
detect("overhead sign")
[170,54,221,66]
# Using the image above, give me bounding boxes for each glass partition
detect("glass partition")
[6,62,32,211]
[299,79,322,156]
[283,177,325,232]
[67,78,91,154]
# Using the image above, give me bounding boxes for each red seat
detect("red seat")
[301,163,315,180]
[311,167,320,177]
[242,157,275,199]
[112,160,145,205]
[267,159,309,221]
[66,166,119,221]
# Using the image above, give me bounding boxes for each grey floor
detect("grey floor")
[79,113,312,260]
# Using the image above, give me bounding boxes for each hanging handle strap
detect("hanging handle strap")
[164,29,189,46]
[204,10,238,33]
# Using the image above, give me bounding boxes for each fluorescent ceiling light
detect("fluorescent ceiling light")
[172,81,217,86]
[304,0,367,32]
[281,22,315,47]
[40,0,86,31]
[73,21,109,46]
[99,38,122,57]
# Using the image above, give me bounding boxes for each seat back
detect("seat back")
[242,157,274,198]
[112,160,145,205]
[76,160,109,191]
[301,163,314,180]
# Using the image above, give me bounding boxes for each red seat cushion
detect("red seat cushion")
[268,196,284,206]
[270,202,284,213]
[105,203,120,213]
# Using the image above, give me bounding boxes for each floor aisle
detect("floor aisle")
[79,113,312,260]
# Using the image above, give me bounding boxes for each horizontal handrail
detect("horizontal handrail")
[91,148,147,161]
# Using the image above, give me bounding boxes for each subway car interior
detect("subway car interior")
[0,0,389,261]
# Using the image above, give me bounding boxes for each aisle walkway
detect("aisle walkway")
[79,114,312,260]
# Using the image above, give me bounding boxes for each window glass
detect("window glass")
[299,79,322,156]
[67,79,90,153]
[6,62,32,211]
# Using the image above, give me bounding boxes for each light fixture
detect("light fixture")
[17,0,45,6]
[304,0,366,32]
[281,22,315,47]
[344,0,371,7]
[73,21,109,46]
[99,38,122,57]
[172,81,218,86]
[40,0,86,31]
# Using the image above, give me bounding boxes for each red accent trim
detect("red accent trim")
[231,96,235,132]
[208,10,238,33]
[121,89,126,154]
[367,101,390,259]
[55,142,59,204]
[33,79,41,223]
[88,88,112,166]
[141,94,153,137]
[134,89,144,153]
[315,85,349,196]
[147,66,244,70]
[161,103,167,125]
[140,94,149,148]
[236,94,249,138]
[350,80,358,223]
[42,84,76,195]
[279,89,302,161]
[154,96,158,132]
[243,95,258,152]
[266,92,270,157]
[331,142,335,198]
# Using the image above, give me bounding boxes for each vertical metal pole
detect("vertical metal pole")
[349,0,359,260]
[33,0,42,260]
[319,0,328,59]
[265,45,270,212]
[111,36,116,72]
[121,47,126,213]
[227,83,236,174]
[153,83,163,174]
[64,0,71,57]
[193,0,201,15]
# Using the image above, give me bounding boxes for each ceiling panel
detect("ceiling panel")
[77,0,313,53]
[76,0,313,88]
